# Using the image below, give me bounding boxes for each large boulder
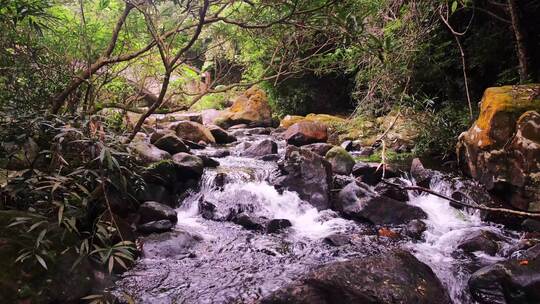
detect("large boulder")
[172,153,204,178]
[336,181,426,225]
[279,113,347,129]
[138,201,178,224]
[241,139,278,157]
[273,145,333,210]
[171,120,216,144]
[284,121,328,146]
[469,243,540,304]
[457,85,540,211]
[214,86,272,128]
[153,133,190,154]
[129,140,171,163]
[262,250,451,304]
[325,146,355,175]
[457,229,502,255]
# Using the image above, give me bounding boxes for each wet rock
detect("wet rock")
[172,120,216,144]
[139,201,178,224]
[457,230,501,255]
[233,213,266,230]
[248,127,272,135]
[274,145,333,210]
[172,153,204,178]
[214,86,273,128]
[208,125,237,144]
[301,143,334,156]
[194,149,230,158]
[261,250,451,304]
[267,219,292,233]
[374,178,409,202]
[284,121,328,146]
[340,140,352,151]
[241,139,278,157]
[469,244,540,304]
[351,161,398,185]
[260,154,280,162]
[137,220,174,234]
[130,141,171,164]
[199,155,220,168]
[336,182,427,225]
[457,85,540,211]
[137,183,175,206]
[406,219,427,239]
[229,124,248,129]
[141,230,201,259]
[325,146,355,175]
[332,175,356,190]
[323,233,350,246]
[410,158,436,188]
[213,172,228,188]
[153,133,190,154]
[183,139,206,149]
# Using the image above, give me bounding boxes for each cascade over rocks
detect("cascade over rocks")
[283,121,328,146]
[261,250,451,304]
[273,145,333,210]
[336,181,427,225]
[469,243,540,304]
[214,86,273,128]
[457,85,540,211]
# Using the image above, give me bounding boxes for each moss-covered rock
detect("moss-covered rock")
[325,146,355,175]
[215,86,273,128]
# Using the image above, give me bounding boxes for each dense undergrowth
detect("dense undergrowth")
[0,113,142,302]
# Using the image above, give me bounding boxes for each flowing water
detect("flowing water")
[113,129,519,304]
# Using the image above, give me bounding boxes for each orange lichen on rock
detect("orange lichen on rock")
[467,85,540,149]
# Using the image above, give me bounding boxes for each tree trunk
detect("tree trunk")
[507,0,530,83]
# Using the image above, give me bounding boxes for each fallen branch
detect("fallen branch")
[382,179,540,218]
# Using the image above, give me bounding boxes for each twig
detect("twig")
[382,179,540,218]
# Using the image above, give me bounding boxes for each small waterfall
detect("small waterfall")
[406,175,517,303]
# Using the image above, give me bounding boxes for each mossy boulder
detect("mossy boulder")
[215,86,273,128]
[279,113,346,129]
[325,146,355,175]
[457,84,540,211]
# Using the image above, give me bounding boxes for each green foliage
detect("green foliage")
[190,92,228,111]
[0,114,142,301]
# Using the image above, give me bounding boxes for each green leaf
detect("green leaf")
[451,1,458,13]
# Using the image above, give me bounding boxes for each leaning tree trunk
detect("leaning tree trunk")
[507,0,530,83]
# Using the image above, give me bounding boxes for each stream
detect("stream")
[112,128,520,304]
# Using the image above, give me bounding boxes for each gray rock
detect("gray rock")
[208,125,237,144]
[457,230,501,255]
[273,145,333,210]
[241,139,278,157]
[267,219,292,233]
[351,161,398,185]
[137,220,174,234]
[469,244,540,304]
[301,143,334,156]
[406,219,427,239]
[139,201,178,224]
[374,178,409,202]
[411,158,436,188]
[323,233,350,246]
[153,133,190,154]
[261,250,451,304]
[325,146,355,175]
[141,230,201,259]
[172,152,204,177]
[336,182,427,225]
